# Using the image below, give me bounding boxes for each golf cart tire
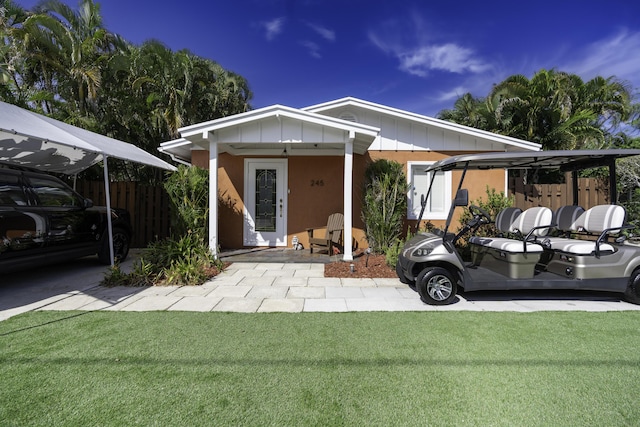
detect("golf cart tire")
[624,269,640,305]
[416,266,457,305]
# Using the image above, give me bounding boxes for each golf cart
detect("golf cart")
[396,149,640,305]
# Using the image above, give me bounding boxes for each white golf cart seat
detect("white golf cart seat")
[468,207,521,246]
[546,205,625,256]
[471,206,553,254]
[495,207,522,236]
[540,205,584,248]
[553,205,585,237]
[469,206,553,279]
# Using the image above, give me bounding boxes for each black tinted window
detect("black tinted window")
[0,174,27,206]
[29,176,81,207]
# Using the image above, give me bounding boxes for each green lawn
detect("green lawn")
[1,311,639,426]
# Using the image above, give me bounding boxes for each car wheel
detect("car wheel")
[624,269,640,305]
[98,227,130,264]
[416,267,457,305]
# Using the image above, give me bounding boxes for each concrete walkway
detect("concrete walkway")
[2,250,640,321]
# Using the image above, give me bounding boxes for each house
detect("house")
[158,97,541,261]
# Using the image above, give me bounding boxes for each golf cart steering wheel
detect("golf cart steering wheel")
[468,205,492,225]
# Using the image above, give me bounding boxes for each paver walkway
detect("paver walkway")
[2,254,640,321]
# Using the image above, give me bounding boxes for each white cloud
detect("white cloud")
[300,40,321,58]
[435,86,469,103]
[263,17,286,41]
[561,28,640,85]
[368,24,490,78]
[306,22,335,42]
[398,44,491,77]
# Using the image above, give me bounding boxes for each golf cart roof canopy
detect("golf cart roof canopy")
[425,149,640,173]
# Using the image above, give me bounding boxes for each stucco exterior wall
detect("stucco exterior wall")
[193,149,506,251]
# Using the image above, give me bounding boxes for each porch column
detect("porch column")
[343,134,354,261]
[206,132,219,258]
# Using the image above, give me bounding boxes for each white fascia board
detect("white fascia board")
[159,137,191,150]
[305,97,542,152]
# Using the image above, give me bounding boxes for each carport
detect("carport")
[0,101,176,264]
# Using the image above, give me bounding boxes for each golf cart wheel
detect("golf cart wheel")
[416,267,457,305]
[98,227,131,264]
[624,269,640,305]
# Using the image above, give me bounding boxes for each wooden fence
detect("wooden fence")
[75,181,171,248]
[508,176,608,211]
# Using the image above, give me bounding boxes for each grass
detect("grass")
[1,311,640,426]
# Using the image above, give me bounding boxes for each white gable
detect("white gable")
[304,97,541,152]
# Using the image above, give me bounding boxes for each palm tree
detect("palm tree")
[0,1,35,107]
[439,69,633,151]
[23,0,124,118]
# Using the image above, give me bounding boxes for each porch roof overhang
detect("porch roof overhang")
[158,104,380,163]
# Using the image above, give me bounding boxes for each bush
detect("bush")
[455,187,514,261]
[102,165,224,287]
[101,233,225,287]
[164,165,209,238]
[457,186,514,238]
[621,188,640,238]
[362,160,409,254]
[384,229,414,268]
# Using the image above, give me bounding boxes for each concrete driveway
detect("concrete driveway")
[2,250,640,321]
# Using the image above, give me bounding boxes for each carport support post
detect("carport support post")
[102,155,115,266]
[342,134,354,262]
[207,132,219,258]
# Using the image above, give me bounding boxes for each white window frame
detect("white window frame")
[407,161,452,220]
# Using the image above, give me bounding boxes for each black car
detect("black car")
[0,166,132,273]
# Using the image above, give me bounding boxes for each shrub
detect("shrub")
[362,159,409,254]
[101,233,224,287]
[621,188,640,238]
[455,187,514,261]
[457,186,514,238]
[164,164,209,238]
[102,164,224,287]
[384,229,413,268]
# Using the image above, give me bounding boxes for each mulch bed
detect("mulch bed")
[324,251,397,278]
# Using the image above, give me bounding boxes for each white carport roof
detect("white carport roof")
[0,101,176,174]
[0,101,176,266]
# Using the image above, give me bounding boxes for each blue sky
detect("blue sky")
[16,0,640,117]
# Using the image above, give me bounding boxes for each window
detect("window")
[29,176,80,207]
[407,162,451,220]
[0,174,27,206]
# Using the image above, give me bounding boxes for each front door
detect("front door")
[244,159,288,246]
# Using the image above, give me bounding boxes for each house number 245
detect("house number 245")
[310,179,324,187]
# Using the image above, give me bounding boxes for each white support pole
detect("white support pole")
[342,134,354,261]
[206,132,219,258]
[102,155,115,266]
